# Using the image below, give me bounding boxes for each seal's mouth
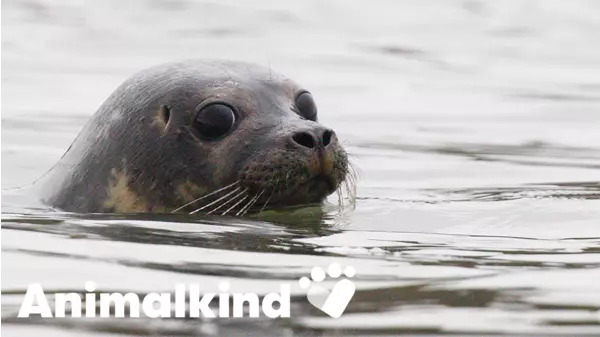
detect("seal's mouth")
[172,152,352,216]
[303,173,336,194]
[255,171,340,208]
[232,145,350,213]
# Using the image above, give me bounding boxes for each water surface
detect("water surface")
[3,0,600,335]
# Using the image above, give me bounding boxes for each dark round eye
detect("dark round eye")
[193,103,236,139]
[295,92,317,121]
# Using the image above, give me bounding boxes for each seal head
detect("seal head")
[40,60,349,214]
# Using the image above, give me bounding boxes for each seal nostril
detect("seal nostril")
[322,129,333,147]
[292,132,316,149]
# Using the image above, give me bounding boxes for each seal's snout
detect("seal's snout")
[288,126,339,191]
[232,82,349,211]
[239,121,348,208]
[290,127,335,150]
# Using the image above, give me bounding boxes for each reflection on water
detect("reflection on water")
[3,0,600,335]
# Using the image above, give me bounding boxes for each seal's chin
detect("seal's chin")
[266,173,339,207]
[238,146,349,210]
[304,174,337,195]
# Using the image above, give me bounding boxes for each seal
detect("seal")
[38,60,351,215]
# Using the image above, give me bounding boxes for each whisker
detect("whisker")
[259,190,274,214]
[336,185,343,207]
[236,191,259,216]
[171,180,239,213]
[237,189,264,216]
[190,187,242,214]
[222,194,250,216]
[206,188,248,215]
[345,178,357,207]
[346,162,358,184]
[241,189,264,216]
[349,161,360,181]
[331,159,358,210]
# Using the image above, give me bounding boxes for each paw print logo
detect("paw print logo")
[298,263,356,318]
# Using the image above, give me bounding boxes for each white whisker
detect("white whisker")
[171,181,239,213]
[190,187,241,214]
[236,189,264,216]
[241,189,265,216]
[222,194,249,216]
[259,190,274,214]
[206,188,248,215]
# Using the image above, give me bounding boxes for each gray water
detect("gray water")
[2,0,600,335]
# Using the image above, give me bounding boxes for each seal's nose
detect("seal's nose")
[291,128,335,149]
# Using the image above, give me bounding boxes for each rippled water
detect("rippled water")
[3,0,600,335]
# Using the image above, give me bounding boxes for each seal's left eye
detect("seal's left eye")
[194,104,236,139]
[295,92,317,121]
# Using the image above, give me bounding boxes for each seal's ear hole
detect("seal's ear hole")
[160,105,171,124]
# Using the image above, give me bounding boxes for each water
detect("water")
[2,0,600,335]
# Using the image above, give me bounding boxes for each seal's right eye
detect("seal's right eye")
[295,92,318,121]
[193,104,236,139]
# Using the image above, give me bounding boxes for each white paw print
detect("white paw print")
[298,263,356,318]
